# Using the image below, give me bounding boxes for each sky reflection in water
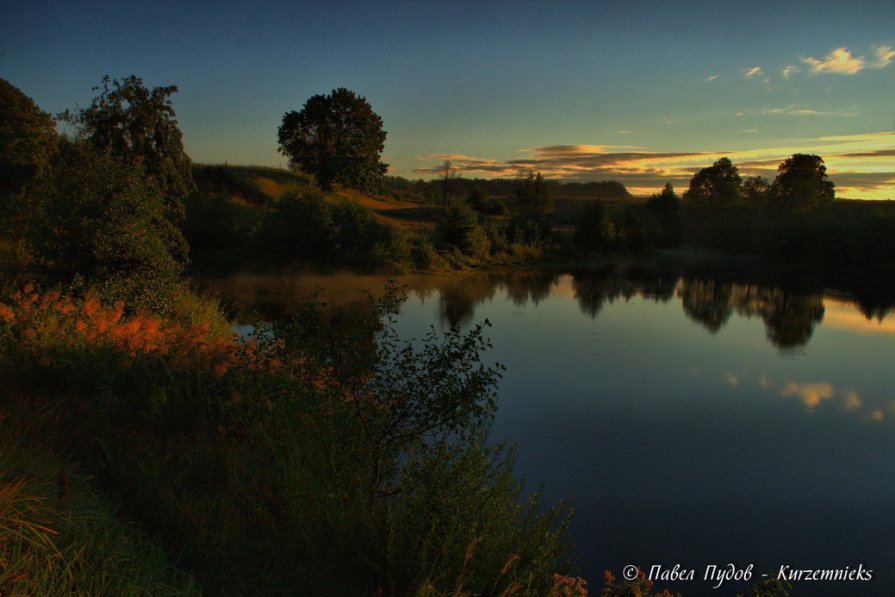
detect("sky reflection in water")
[392,271,895,595]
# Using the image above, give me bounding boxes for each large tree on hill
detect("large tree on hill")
[0,79,58,206]
[278,88,388,193]
[62,75,195,244]
[684,157,742,208]
[770,154,834,211]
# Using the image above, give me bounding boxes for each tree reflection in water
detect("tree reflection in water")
[431,267,886,351]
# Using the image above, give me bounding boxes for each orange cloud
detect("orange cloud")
[802,47,866,75]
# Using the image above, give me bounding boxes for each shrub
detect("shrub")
[26,141,186,313]
[258,186,407,268]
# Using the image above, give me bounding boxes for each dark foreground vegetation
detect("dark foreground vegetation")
[0,71,863,595]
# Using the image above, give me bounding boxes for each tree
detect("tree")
[28,140,185,312]
[770,154,834,211]
[743,176,771,207]
[0,79,58,203]
[62,75,195,247]
[439,159,459,210]
[508,171,553,244]
[647,182,678,212]
[684,157,742,208]
[646,182,681,246]
[278,88,388,193]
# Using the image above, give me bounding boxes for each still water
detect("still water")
[205,264,895,595]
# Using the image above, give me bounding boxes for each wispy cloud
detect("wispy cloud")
[736,105,858,118]
[742,66,763,78]
[803,47,866,74]
[413,153,508,174]
[873,45,895,68]
[705,74,719,82]
[781,65,799,78]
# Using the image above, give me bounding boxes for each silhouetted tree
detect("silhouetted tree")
[62,76,195,250]
[646,182,681,246]
[508,171,553,244]
[439,159,460,210]
[743,176,771,207]
[278,88,387,193]
[770,154,834,211]
[684,157,742,208]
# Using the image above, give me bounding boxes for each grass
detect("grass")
[0,431,199,596]
[0,282,575,595]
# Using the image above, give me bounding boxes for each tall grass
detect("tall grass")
[0,435,199,596]
[0,282,574,595]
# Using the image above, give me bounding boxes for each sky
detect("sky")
[2,0,894,198]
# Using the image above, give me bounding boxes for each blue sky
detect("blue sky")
[3,0,893,197]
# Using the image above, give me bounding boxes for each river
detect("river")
[201,261,895,595]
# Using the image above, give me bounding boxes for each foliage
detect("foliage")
[278,88,388,193]
[574,202,658,254]
[0,282,574,595]
[509,172,553,245]
[743,176,771,207]
[62,75,195,245]
[0,79,58,207]
[684,157,742,208]
[439,201,491,258]
[258,186,408,267]
[26,140,186,313]
[411,237,439,270]
[769,154,834,211]
[466,185,506,215]
[574,201,613,253]
[645,183,681,246]
[182,189,259,252]
[0,439,199,596]
[599,570,676,597]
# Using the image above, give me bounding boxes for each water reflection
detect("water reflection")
[678,282,826,350]
[429,268,882,351]
[199,264,895,592]
[199,265,894,352]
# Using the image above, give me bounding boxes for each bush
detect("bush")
[438,201,490,259]
[26,140,186,313]
[258,186,408,268]
[0,283,575,595]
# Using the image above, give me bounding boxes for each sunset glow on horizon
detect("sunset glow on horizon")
[3,0,892,198]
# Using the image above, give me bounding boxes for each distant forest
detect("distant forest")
[383,175,631,201]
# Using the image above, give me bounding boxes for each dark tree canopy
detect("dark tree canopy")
[743,176,771,206]
[647,182,678,211]
[684,157,742,207]
[64,75,195,231]
[28,140,185,312]
[509,171,553,244]
[0,79,58,201]
[770,154,834,210]
[278,88,388,193]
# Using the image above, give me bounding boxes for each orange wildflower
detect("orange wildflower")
[0,303,13,323]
